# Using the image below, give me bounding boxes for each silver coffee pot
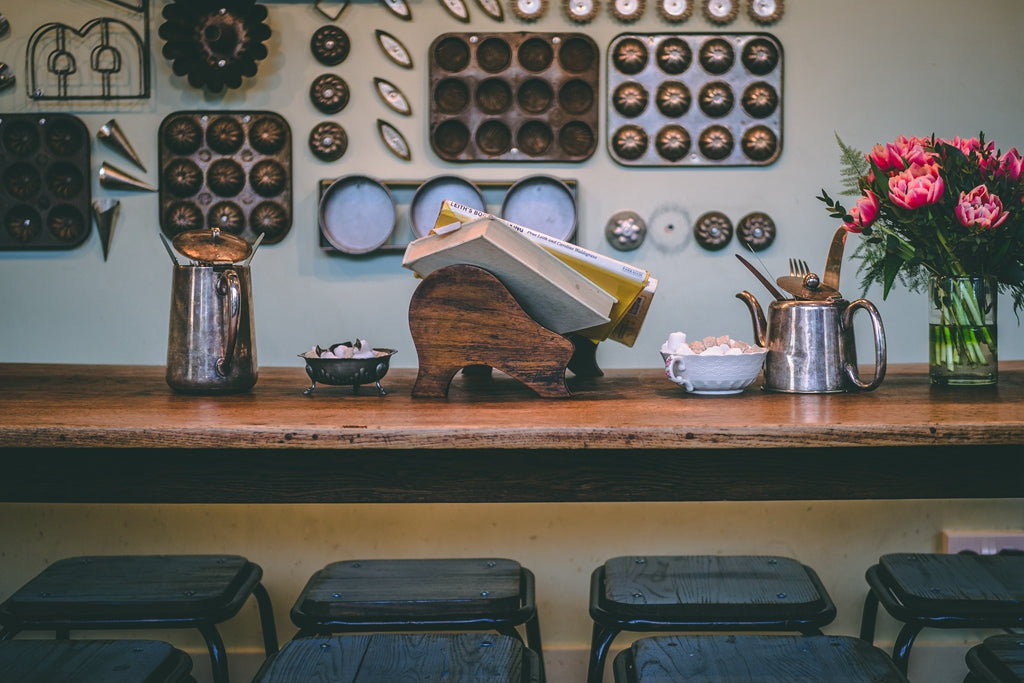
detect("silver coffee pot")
[165,228,260,394]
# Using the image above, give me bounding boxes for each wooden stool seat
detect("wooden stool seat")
[253,633,541,682]
[0,555,278,683]
[860,552,1024,674]
[965,634,1024,682]
[587,555,837,683]
[0,639,195,683]
[612,635,910,682]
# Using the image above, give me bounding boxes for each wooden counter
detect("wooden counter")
[1,363,1022,503]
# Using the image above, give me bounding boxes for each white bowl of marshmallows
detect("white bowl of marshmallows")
[660,332,767,395]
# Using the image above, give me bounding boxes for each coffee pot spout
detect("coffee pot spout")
[735,290,768,347]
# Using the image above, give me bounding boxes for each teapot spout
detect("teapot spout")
[735,290,767,347]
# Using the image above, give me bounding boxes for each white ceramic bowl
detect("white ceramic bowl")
[660,347,767,395]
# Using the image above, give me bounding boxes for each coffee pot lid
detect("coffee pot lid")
[172,227,252,264]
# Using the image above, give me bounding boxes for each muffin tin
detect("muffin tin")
[1,113,91,250]
[429,32,600,162]
[158,111,292,244]
[606,32,783,166]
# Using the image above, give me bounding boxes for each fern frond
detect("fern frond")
[834,133,869,196]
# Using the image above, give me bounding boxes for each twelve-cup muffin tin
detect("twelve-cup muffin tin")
[606,33,783,166]
[429,32,600,162]
[1,113,91,250]
[158,111,293,244]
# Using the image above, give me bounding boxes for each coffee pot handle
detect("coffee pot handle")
[215,269,241,377]
[842,298,887,391]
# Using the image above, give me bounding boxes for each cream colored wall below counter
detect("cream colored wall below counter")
[2,499,1023,681]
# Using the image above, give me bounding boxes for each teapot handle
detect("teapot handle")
[215,268,241,377]
[842,298,887,391]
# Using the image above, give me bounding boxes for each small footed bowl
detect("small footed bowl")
[300,349,396,396]
[660,347,767,395]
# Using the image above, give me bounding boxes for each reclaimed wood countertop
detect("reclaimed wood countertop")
[1,362,1022,503]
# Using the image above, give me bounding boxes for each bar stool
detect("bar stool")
[289,558,544,680]
[0,554,278,683]
[860,552,1024,675]
[587,555,837,683]
[253,632,541,682]
[964,634,1024,682]
[0,639,196,682]
[612,634,911,682]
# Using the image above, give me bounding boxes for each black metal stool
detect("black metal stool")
[289,558,544,681]
[587,555,837,683]
[964,634,1024,682]
[0,639,196,682]
[860,552,1024,675]
[253,632,541,682]
[612,634,911,682]
[0,554,278,683]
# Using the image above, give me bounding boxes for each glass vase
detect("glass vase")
[928,275,998,386]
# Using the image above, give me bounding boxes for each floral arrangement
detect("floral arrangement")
[818,133,1024,382]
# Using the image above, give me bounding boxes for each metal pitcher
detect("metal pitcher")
[735,292,886,393]
[165,228,259,394]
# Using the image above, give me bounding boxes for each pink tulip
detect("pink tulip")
[996,148,1023,183]
[888,161,945,210]
[956,185,1009,230]
[843,191,880,233]
[868,143,906,172]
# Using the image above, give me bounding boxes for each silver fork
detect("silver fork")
[789,258,811,277]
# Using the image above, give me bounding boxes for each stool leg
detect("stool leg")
[891,622,923,676]
[56,628,70,640]
[587,623,619,683]
[198,622,230,683]
[252,583,279,655]
[524,613,546,683]
[860,590,879,644]
[0,626,18,641]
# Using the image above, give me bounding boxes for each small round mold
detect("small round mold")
[5,206,43,243]
[742,82,779,118]
[207,201,246,234]
[433,120,471,157]
[44,118,85,156]
[475,78,513,115]
[501,175,577,240]
[45,162,85,200]
[164,201,204,234]
[517,121,554,157]
[206,158,246,197]
[249,159,287,197]
[310,74,350,114]
[3,163,42,200]
[248,116,288,154]
[318,175,396,254]
[249,201,289,239]
[477,37,512,73]
[559,36,596,73]
[698,124,734,160]
[699,37,735,74]
[47,205,85,243]
[656,125,691,161]
[698,81,735,117]
[517,78,554,114]
[656,81,691,117]
[612,124,648,160]
[559,121,596,158]
[613,81,649,117]
[737,212,776,251]
[475,120,513,156]
[163,158,204,198]
[741,125,778,162]
[742,37,780,75]
[310,25,350,66]
[434,78,470,114]
[308,121,348,161]
[612,37,648,75]
[434,35,471,72]
[559,79,595,115]
[693,211,733,251]
[656,37,692,74]
[162,116,203,155]
[206,116,245,155]
[2,120,41,156]
[518,37,554,72]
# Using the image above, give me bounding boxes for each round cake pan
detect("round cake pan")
[318,175,396,254]
[500,174,577,241]
[409,175,487,237]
